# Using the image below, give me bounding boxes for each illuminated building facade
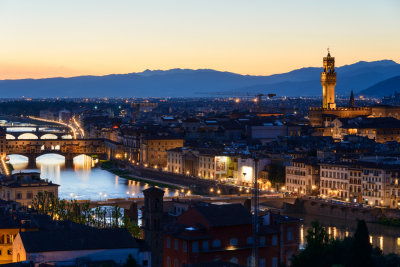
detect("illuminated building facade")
[141,137,184,168]
[285,158,320,195]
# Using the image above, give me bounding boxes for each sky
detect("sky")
[0,0,399,79]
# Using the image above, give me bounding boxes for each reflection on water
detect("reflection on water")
[8,154,175,201]
[291,212,400,254]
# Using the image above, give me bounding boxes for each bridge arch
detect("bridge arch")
[18,133,39,140]
[41,134,58,140]
[7,154,29,171]
[37,152,65,159]
[6,134,15,140]
[61,134,73,139]
[73,154,94,169]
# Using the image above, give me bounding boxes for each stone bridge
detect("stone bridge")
[5,125,72,140]
[5,139,106,168]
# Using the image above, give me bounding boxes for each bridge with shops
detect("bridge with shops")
[0,122,116,174]
[4,138,106,168]
[5,124,73,140]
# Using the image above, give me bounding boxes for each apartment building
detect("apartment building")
[319,162,350,200]
[285,158,319,195]
[0,172,59,208]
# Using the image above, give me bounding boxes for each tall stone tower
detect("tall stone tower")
[143,187,165,267]
[321,49,337,109]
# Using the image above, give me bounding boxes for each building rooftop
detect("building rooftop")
[19,228,141,253]
[191,203,252,227]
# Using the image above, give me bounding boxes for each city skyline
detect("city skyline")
[0,0,399,79]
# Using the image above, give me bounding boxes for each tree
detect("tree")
[292,219,400,267]
[122,217,142,238]
[348,220,373,267]
[268,163,285,185]
[292,220,335,267]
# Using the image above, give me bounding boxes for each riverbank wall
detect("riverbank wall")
[284,198,400,223]
[107,161,243,195]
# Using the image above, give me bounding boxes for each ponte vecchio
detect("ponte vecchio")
[0,126,107,172]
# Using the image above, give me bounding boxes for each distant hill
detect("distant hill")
[358,75,400,97]
[0,60,399,98]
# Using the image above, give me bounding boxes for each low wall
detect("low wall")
[284,198,393,223]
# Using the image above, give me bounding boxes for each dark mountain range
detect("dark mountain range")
[358,75,400,97]
[0,60,399,98]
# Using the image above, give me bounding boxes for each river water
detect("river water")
[8,154,177,200]
[290,212,400,254]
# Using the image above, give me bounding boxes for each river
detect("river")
[289,212,400,254]
[8,154,177,200]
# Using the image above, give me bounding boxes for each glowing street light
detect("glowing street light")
[311,185,317,190]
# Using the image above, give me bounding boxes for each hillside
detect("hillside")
[358,75,400,97]
[0,60,399,98]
